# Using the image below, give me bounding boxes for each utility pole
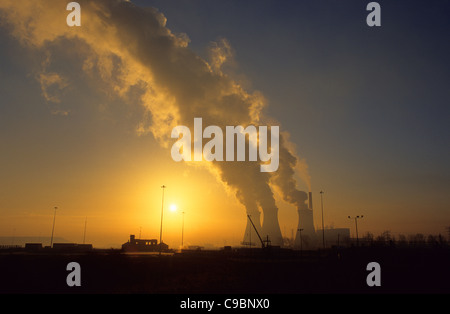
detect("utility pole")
[50,206,58,248]
[159,185,166,255]
[83,216,87,244]
[181,211,185,248]
[249,218,252,248]
[348,215,364,246]
[320,190,325,250]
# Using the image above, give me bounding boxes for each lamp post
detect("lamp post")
[320,190,325,249]
[82,216,87,244]
[181,211,185,249]
[348,215,363,246]
[50,206,58,248]
[159,185,166,255]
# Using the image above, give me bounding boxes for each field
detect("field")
[1,246,449,294]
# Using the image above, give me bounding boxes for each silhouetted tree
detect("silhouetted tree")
[427,234,436,244]
[438,234,447,246]
[397,234,408,247]
[409,233,425,246]
[362,232,374,246]
[375,230,392,246]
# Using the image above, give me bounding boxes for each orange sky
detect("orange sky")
[0,1,449,248]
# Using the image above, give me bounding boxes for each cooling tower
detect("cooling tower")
[261,207,283,247]
[243,207,283,247]
[295,192,317,249]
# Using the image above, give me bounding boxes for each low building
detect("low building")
[122,234,169,252]
[25,243,43,251]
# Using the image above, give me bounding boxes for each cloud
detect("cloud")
[38,71,67,99]
[0,0,311,245]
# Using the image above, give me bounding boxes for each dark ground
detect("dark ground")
[0,246,449,294]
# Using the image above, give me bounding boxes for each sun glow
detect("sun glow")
[169,204,177,212]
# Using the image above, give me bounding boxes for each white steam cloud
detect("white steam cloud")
[0,0,311,245]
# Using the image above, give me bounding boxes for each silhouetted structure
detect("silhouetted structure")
[242,210,262,247]
[122,234,168,252]
[25,243,43,251]
[295,192,318,249]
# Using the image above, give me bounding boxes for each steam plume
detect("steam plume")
[0,0,311,245]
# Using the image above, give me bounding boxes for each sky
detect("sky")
[0,0,449,248]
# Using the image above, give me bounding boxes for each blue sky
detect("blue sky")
[137,0,450,218]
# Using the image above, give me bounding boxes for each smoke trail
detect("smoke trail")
[0,0,311,245]
[272,133,310,209]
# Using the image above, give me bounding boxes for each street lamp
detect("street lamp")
[181,211,185,249]
[320,190,325,250]
[159,185,166,255]
[348,215,364,246]
[83,216,87,244]
[50,206,58,248]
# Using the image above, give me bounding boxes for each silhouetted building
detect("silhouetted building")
[77,244,94,251]
[122,234,169,252]
[25,243,43,251]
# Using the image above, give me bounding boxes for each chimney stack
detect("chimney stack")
[295,191,318,249]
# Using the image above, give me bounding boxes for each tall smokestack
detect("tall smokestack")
[308,191,313,210]
[295,191,318,249]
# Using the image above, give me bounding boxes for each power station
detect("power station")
[242,191,349,249]
[242,206,284,247]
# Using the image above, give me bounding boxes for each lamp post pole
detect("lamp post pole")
[159,185,166,255]
[320,190,325,249]
[348,215,363,246]
[50,206,58,248]
[83,216,87,244]
[181,211,185,249]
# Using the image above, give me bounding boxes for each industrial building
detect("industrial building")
[122,234,169,252]
[241,191,350,250]
[293,192,350,249]
[24,243,43,251]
